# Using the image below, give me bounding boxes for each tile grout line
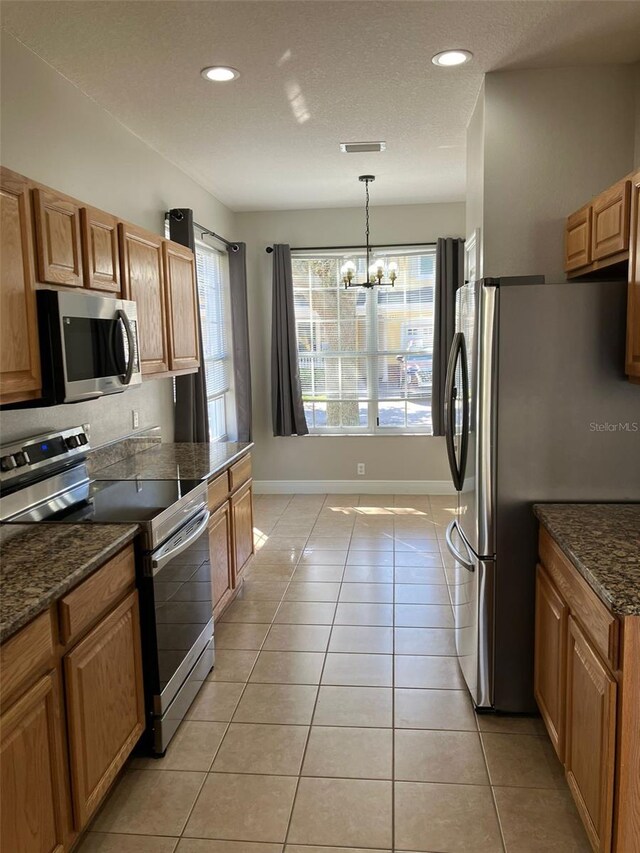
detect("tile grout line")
[177,494,302,843]
[281,494,355,849]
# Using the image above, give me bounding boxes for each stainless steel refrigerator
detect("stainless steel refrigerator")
[443,276,640,713]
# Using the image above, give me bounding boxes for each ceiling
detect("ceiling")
[2,1,640,211]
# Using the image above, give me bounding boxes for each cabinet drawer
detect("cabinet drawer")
[58,545,135,646]
[0,610,54,706]
[565,205,592,272]
[208,471,230,511]
[229,453,252,492]
[539,528,619,670]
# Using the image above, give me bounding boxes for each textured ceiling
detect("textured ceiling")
[2,1,640,211]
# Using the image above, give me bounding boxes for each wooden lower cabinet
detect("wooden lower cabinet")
[64,590,145,829]
[534,563,568,759]
[535,528,639,853]
[209,500,233,618]
[231,480,254,585]
[0,671,68,853]
[565,616,617,853]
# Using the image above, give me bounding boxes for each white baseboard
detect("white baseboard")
[253,479,455,495]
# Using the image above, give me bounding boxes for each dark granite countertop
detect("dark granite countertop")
[0,523,139,643]
[533,503,640,617]
[94,442,253,482]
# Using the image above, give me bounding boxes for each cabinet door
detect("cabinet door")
[565,204,592,272]
[534,563,568,760]
[33,187,83,287]
[64,591,145,829]
[163,241,200,372]
[81,207,120,293]
[0,671,67,853]
[591,179,631,262]
[565,616,616,853]
[209,501,233,617]
[231,481,254,585]
[626,171,640,380]
[0,168,41,404]
[119,224,169,375]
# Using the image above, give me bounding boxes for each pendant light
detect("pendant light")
[341,175,398,289]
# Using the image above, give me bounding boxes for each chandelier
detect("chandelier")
[341,175,398,289]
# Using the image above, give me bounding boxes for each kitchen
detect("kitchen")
[0,2,639,853]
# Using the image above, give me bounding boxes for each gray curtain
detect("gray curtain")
[228,243,252,442]
[271,244,309,436]
[169,209,209,443]
[432,237,465,436]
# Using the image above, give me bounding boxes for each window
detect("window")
[292,246,435,434]
[195,239,233,441]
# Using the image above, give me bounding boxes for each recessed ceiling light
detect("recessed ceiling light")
[201,66,240,82]
[431,50,473,67]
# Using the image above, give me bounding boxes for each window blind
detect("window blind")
[195,239,231,440]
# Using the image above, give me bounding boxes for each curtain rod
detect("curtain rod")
[165,210,239,252]
[265,241,437,253]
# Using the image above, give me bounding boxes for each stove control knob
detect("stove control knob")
[13,452,28,467]
[0,455,17,472]
[65,435,80,449]
[77,432,88,446]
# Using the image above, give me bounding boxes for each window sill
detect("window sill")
[300,432,436,438]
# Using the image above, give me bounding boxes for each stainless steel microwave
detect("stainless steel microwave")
[35,289,142,404]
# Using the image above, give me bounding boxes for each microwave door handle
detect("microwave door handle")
[117,309,135,385]
[445,520,475,572]
[148,509,211,577]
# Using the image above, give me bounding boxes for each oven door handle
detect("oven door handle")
[117,309,135,386]
[445,520,475,573]
[149,509,211,576]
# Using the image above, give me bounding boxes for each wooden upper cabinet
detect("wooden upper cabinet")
[591,178,631,262]
[0,167,41,404]
[163,241,200,372]
[81,207,120,293]
[119,223,169,375]
[534,564,567,761]
[565,205,592,272]
[64,591,145,829]
[626,171,640,381]
[0,671,68,853]
[33,187,83,287]
[565,616,617,853]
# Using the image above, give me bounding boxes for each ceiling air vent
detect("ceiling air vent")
[339,141,387,154]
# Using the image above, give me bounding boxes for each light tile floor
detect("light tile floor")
[80,494,591,853]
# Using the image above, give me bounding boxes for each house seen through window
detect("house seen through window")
[291,246,436,434]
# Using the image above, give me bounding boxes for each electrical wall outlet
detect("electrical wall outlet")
[132,410,139,429]
[357,462,366,476]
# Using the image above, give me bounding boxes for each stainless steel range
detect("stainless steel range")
[0,428,214,754]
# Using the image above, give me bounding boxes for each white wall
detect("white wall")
[0,31,236,447]
[465,82,485,258]
[481,66,636,280]
[238,202,465,486]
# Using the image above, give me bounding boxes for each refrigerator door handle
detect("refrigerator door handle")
[445,520,475,572]
[444,332,469,492]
